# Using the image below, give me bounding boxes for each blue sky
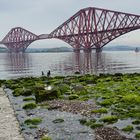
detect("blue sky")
[0,0,140,48]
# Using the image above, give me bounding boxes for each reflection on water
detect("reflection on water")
[73,52,106,74]
[52,52,140,75]
[5,53,32,78]
[1,51,140,79]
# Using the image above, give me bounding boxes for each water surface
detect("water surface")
[0,51,140,79]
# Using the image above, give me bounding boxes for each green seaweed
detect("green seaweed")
[5,73,140,139]
[132,120,140,125]
[23,97,35,101]
[79,119,87,125]
[69,94,79,100]
[52,118,64,123]
[22,102,37,110]
[41,136,52,140]
[122,125,133,132]
[100,116,118,124]
[91,108,107,113]
[135,132,140,139]
[90,123,103,129]
[24,118,42,125]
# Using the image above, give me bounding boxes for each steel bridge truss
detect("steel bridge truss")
[1,7,140,52]
[2,27,38,52]
[49,7,140,52]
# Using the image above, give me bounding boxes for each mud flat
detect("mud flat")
[0,88,24,140]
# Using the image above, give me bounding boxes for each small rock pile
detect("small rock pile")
[95,127,134,140]
[48,99,97,117]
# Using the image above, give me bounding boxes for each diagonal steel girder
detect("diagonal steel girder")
[49,7,140,51]
[2,27,39,52]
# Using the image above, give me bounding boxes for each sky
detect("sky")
[1,0,140,48]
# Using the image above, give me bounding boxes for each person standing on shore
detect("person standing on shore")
[47,70,51,77]
[42,71,44,76]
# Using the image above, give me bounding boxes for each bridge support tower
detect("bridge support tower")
[96,48,102,53]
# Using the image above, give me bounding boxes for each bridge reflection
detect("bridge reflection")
[5,53,32,77]
[52,52,107,75]
[4,51,129,78]
[73,52,106,74]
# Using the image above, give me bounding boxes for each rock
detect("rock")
[74,71,80,74]
[71,83,85,92]
[34,128,48,139]
[69,94,79,100]
[35,87,60,102]
[21,88,32,96]
[48,105,61,110]
[95,127,134,140]
[47,99,97,117]
[52,118,64,123]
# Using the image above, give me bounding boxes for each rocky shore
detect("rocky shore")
[47,100,135,140]
[2,73,140,139]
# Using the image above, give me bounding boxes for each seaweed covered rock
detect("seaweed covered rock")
[13,88,33,97]
[12,88,23,96]
[24,117,42,125]
[21,88,32,96]
[69,94,79,100]
[35,87,60,102]
[23,102,37,110]
[122,125,133,132]
[52,118,64,123]
[57,84,70,94]
[71,83,85,92]
[100,116,118,124]
[71,83,88,96]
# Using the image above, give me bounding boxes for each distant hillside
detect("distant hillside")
[0,46,139,53]
[46,47,72,52]
[26,47,72,53]
[103,45,139,51]
[0,47,8,52]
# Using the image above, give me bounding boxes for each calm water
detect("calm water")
[0,51,140,79]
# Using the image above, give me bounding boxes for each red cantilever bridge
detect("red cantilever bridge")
[1,7,140,52]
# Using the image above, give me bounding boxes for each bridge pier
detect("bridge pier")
[83,48,92,53]
[96,48,102,53]
[73,49,81,53]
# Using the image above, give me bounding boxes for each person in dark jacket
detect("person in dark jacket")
[47,70,51,77]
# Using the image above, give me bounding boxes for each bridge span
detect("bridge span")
[1,7,140,52]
